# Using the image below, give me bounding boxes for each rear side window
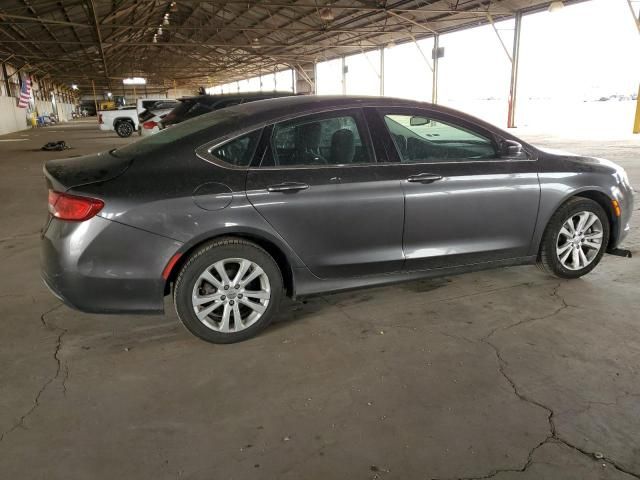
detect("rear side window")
[210,130,261,167]
[263,113,371,167]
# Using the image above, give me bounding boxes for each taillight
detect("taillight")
[48,190,104,222]
[143,121,157,129]
[98,113,103,124]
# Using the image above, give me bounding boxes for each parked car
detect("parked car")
[136,97,179,116]
[139,100,180,137]
[98,106,139,138]
[42,96,634,344]
[155,92,295,133]
[98,98,179,138]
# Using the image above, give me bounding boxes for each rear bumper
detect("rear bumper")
[41,215,182,314]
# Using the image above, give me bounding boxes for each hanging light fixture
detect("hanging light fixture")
[548,1,564,12]
[157,26,163,35]
[153,34,158,43]
[163,13,170,26]
[318,7,334,21]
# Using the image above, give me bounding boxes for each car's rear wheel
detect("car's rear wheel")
[115,120,134,138]
[537,197,609,279]
[173,238,283,343]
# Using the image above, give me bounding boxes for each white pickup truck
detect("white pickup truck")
[98,98,179,138]
[98,107,139,138]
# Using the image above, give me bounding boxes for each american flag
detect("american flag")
[17,77,31,108]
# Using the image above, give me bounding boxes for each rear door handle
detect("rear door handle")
[267,182,309,193]
[407,173,443,184]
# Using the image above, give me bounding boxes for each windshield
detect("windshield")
[112,107,242,158]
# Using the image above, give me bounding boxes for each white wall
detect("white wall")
[0,98,78,136]
[0,96,28,135]
[56,103,75,122]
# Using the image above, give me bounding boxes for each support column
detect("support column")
[293,63,315,94]
[380,47,385,96]
[507,11,522,129]
[91,79,98,123]
[1,63,10,97]
[432,35,439,104]
[341,56,347,95]
[634,84,640,134]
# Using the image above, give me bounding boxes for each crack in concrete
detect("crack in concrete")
[432,285,640,480]
[0,303,66,444]
[480,283,573,344]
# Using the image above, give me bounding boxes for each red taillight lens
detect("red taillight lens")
[48,190,104,221]
[98,113,103,124]
[143,121,157,129]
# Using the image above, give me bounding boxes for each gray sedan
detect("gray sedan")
[41,96,634,343]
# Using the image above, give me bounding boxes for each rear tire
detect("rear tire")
[115,120,134,138]
[537,197,609,279]
[173,238,283,344]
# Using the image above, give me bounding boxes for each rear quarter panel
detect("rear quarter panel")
[73,144,306,269]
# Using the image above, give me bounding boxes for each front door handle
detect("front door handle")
[267,182,310,193]
[407,173,443,184]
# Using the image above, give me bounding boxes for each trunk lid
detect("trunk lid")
[44,150,133,192]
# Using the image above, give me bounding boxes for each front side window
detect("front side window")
[210,130,261,167]
[264,113,370,167]
[383,114,496,162]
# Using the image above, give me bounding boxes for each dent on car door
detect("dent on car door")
[373,108,541,270]
[245,108,404,279]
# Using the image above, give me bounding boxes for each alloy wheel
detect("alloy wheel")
[191,257,271,332]
[556,211,603,271]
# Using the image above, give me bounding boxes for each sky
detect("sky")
[319,0,639,102]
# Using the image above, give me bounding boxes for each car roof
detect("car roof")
[221,95,507,134]
[178,92,295,102]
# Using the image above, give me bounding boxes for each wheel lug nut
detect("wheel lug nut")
[235,284,240,289]
[224,285,229,290]
[229,300,235,305]
[221,295,226,300]
[238,294,243,298]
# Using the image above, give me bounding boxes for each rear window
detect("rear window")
[112,108,242,158]
[141,100,160,110]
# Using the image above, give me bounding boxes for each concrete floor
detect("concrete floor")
[1,119,639,480]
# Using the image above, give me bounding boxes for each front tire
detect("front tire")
[537,197,609,279]
[173,238,283,343]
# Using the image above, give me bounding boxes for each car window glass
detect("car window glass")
[383,114,496,162]
[266,114,369,166]
[211,130,261,167]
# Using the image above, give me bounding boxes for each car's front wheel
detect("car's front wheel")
[173,238,283,343]
[537,197,609,279]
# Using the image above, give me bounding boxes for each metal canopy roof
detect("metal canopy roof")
[0,0,581,91]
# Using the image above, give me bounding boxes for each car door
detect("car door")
[246,108,405,279]
[368,107,540,271]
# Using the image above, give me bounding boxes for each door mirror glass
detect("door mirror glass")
[409,116,431,126]
[500,140,527,159]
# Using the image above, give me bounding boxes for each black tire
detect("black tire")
[115,120,134,138]
[173,237,283,344]
[537,197,609,279]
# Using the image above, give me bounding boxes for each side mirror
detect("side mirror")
[500,140,526,159]
[410,116,431,126]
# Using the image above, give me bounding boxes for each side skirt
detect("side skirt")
[292,256,537,298]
